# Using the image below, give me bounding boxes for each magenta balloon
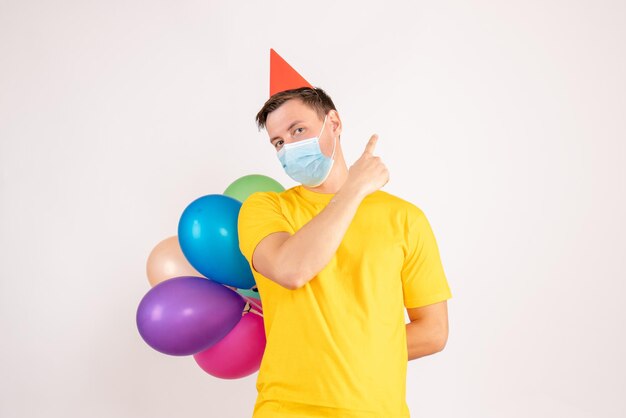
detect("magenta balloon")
[136,276,246,356]
[193,312,266,379]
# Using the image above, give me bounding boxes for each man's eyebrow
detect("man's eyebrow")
[270,120,304,143]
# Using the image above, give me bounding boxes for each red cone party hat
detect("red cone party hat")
[269,49,313,97]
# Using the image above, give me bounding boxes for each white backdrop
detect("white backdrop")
[1,1,624,417]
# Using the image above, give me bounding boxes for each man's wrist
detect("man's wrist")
[335,183,365,204]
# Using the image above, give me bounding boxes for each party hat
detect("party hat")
[269,48,313,97]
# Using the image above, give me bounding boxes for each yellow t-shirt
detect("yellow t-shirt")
[237,185,452,418]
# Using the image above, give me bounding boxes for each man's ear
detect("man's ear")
[330,109,342,137]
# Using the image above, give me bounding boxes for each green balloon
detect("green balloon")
[224,174,285,202]
[236,287,261,301]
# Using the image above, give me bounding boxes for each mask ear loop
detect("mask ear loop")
[318,113,336,160]
[329,135,337,160]
[326,113,337,160]
[309,114,336,188]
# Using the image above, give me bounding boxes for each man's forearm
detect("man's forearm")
[276,184,365,289]
[406,319,445,361]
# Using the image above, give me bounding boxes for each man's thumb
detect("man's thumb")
[363,134,378,155]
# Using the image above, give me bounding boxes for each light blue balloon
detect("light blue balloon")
[178,194,255,289]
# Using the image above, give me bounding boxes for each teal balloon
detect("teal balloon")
[177,194,255,289]
[236,287,261,301]
[224,174,284,202]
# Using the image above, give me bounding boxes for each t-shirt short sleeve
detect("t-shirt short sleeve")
[401,206,453,308]
[237,191,295,266]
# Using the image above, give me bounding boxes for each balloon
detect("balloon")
[136,276,245,356]
[236,286,261,301]
[178,194,255,289]
[193,311,266,379]
[146,236,203,287]
[223,174,284,202]
[239,294,263,314]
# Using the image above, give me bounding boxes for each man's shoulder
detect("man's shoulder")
[368,190,424,217]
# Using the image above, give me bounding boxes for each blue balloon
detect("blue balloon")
[178,194,255,288]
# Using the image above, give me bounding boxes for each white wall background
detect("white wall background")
[1,0,624,417]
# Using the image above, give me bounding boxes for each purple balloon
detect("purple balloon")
[137,276,245,356]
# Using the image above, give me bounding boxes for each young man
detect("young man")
[238,87,452,417]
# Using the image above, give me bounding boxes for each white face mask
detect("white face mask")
[276,114,337,187]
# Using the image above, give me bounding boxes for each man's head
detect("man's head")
[255,87,342,152]
[255,86,345,188]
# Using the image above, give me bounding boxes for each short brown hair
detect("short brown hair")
[255,87,337,130]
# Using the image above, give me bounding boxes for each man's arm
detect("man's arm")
[252,134,388,290]
[251,185,363,290]
[406,300,449,361]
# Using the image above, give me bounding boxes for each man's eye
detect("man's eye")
[294,127,304,135]
[275,140,284,149]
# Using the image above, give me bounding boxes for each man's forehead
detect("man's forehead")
[267,101,316,135]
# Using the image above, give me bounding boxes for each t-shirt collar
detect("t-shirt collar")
[295,185,336,204]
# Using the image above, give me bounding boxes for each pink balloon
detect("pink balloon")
[193,312,266,379]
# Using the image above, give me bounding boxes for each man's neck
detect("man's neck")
[302,158,349,195]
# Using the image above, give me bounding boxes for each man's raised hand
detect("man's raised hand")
[345,134,389,198]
